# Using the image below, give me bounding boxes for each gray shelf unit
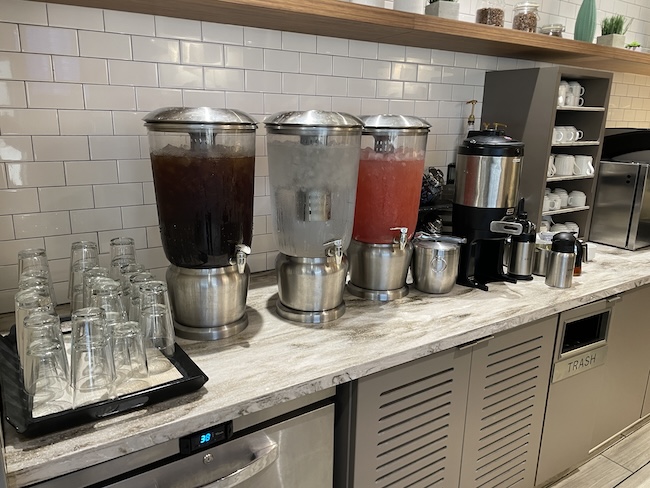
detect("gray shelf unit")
[481,66,613,239]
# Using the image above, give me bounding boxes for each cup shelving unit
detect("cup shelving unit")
[481,66,613,239]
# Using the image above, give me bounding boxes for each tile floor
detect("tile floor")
[548,420,650,487]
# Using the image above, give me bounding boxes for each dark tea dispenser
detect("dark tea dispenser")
[144,107,257,340]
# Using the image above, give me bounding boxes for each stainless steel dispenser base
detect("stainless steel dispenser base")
[346,282,409,301]
[346,239,413,301]
[275,253,348,324]
[174,314,248,341]
[166,264,249,341]
[276,301,345,324]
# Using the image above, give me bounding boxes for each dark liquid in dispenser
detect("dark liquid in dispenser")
[151,147,255,268]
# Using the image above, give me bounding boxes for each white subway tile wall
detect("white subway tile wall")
[0,0,647,313]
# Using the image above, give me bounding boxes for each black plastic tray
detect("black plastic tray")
[0,327,208,437]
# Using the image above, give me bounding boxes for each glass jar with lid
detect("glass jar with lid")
[476,0,506,26]
[540,23,565,37]
[512,2,540,32]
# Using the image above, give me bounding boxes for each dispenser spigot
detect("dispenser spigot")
[390,227,408,250]
[324,239,343,265]
[466,100,478,128]
[233,244,251,274]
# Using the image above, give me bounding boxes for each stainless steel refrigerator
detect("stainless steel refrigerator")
[590,160,650,250]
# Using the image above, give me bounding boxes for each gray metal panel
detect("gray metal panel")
[0,419,7,488]
[352,348,472,488]
[629,164,650,250]
[590,161,640,249]
[460,316,557,488]
[591,287,650,448]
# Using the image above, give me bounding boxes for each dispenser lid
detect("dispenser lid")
[551,232,576,252]
[143,107,257,129]
[264,110,363,128]
[458,128,524,157]
[360,114,431,131]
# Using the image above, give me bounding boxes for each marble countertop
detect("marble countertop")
[3,244,649,487]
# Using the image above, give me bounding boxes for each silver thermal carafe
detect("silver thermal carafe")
[144,107,257,340]
[265,111,363,323]
[507,199,536,280]
[545,232,576,289]
[453,128,524,291]
[347,115,431,301]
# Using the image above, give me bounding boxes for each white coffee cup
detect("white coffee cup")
[547,155,556,177]
[551,223,569,232]
[574,155,594,175]
[552,127,564,144]
[569,81,585,96]
[562,126,583,142]
[548,193,561,211]
[545,187,552,196]
[585,242,597,261]
[566,94,585,107]
[568,190,587,207]
[553,188,568,208]
[558,81,569,106]
[555,155,575,176]
[565,221,580,235]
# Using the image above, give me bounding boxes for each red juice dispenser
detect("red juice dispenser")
[144,107,257,340]
[347,115,431,301]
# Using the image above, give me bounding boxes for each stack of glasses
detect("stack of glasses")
[15,237,177,412]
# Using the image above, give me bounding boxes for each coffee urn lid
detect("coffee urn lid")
[551,232,576,252]
[458,128,524,157]
[360,114,431,133]
[264,110,363,128]
[143,107,257,130]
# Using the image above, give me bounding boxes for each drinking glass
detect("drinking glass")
[109,237,136,279]
[111,321,149,394]
[14,286,54,365]
[88,279,127,329]
[128,272,155,321]
[116,263,147,312]
[23,327,70,413]
[139,282,175,374]
[70,308,115,408]
[82,267,110,308]
[21,312,66,373]
[17,248,56,306]
[68,241,99,310]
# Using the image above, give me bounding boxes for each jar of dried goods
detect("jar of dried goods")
[476,0,506,27]
[512,2,540,32]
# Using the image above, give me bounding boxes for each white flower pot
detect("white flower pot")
[425,1,460,20]
[596,33,626,48]
[393,0,426,14]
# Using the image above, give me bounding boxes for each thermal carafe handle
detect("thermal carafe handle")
[202,442,279,488]
[489,220,523,236]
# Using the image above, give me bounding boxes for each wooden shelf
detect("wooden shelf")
[33,0,650,75]
[542,205,589,216]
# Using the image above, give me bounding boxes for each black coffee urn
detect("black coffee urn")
[452,128,524,291]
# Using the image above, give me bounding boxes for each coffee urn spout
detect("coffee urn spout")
[390,227,409,250]
[324,239,343,265]
[233,244,251,274]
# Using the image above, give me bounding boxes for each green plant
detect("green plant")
[626,41,641,48]
[600,14,630,35]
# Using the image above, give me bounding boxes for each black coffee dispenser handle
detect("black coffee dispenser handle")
[489,220,523,235]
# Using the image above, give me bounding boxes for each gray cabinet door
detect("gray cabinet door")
[351,347,472,488]
[460,316,556,488]
[591,285,650,447]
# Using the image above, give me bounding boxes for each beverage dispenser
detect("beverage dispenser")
[265,110,363,323]
[453,128,524,291]
[347,115,431,301]
[144,107,256,340]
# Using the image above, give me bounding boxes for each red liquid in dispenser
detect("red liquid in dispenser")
[151,147,254,268]
[353,148,425,244]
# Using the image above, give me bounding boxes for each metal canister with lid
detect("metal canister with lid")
[412,232,467,294]
[545,232,576,289]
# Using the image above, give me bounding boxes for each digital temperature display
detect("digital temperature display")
[179,421,233,454]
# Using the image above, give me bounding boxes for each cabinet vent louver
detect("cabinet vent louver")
[355,349,472,488]
[461,329,554,488]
